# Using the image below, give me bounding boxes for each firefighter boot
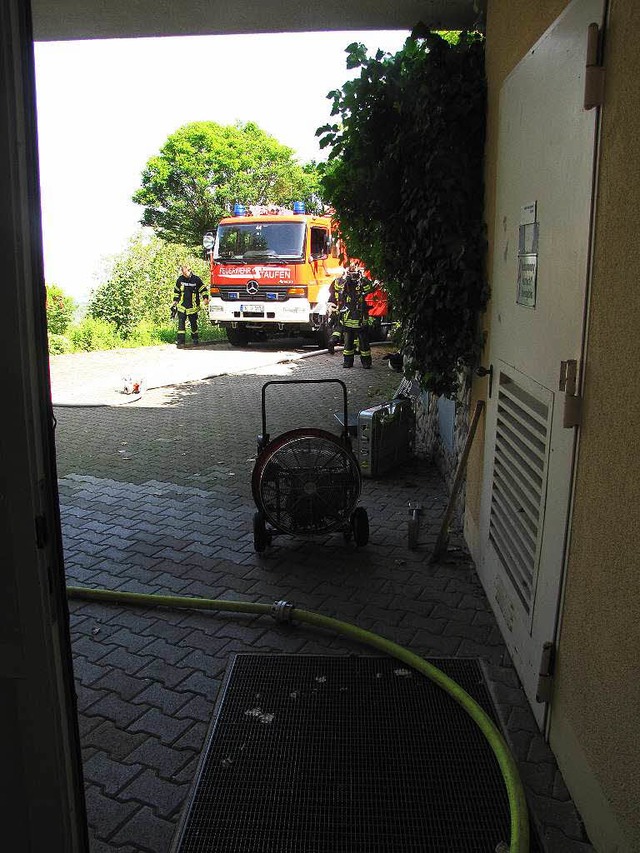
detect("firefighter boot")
[327,331,340,355]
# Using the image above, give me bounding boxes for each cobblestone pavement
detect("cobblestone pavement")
[55,347,593,853]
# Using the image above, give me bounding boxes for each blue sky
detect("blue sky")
[34,30,408,300]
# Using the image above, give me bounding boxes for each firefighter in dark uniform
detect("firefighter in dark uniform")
[327,262,374,368]
[171,265,209,348]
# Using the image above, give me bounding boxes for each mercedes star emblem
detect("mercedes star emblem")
[246,280,259,295]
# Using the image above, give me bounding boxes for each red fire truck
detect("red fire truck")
[203,202,390,346]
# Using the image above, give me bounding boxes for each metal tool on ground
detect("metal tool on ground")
[408,501,423,550]
[252,378,369,551]
[431,400,485,562]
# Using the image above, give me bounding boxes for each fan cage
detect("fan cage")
[252,429,361,535]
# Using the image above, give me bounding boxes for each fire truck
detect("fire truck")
[203,203,392,347]
[203,202,345,346]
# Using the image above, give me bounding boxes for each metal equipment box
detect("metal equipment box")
[357,396,414,478]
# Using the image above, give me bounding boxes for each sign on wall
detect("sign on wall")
[517,201,539,307]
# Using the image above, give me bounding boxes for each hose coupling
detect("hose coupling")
[272,600,295,623]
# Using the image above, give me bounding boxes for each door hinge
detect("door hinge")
[584,22,605,109]
[536,641,556,703]
[559,359,583,428]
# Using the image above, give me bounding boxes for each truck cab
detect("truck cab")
[204,203,342,346]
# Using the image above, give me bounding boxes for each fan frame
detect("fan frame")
[251,428,362,535]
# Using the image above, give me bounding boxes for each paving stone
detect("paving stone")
[528,792,588,841]
[542,826,595,852]
[75,684,110,713]
[519,759,557,797]
[78,712,106,738]
[171,720,209,753]
[443,620,491,643]
[508,704,542,735]
[118,768,189,819]
[99,646,155,674]
[109,805,177,852]
[89,839,136,853]
[84,785,140,839]
[128,707,193,745]
[86,694,150,728]
[125,736,194,780]
[83,751,144,796]
[72,655,108,685]
[131,682,194,716]
[83,720,149,762]
[91,669,151,702]
[176,670,221,698]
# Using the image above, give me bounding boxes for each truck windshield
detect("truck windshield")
[214,222,305,261]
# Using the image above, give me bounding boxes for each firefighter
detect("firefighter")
[327,262,374,368]
[171,265,209,348]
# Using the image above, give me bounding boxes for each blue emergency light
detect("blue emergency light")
[293,201,306,214]
[233,203,246,216]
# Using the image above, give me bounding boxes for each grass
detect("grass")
[48,319,227,354]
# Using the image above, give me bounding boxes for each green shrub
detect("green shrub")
[124,319,162,347]
[47,332,73,355]
[46,284,76,335]
[68,317,122,352]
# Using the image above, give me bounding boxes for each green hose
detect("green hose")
[67,585,530,852]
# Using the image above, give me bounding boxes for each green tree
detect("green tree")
[133,121,324,247]
[45,284,76,335]
[317,29,487,396]
[88,231,207,337]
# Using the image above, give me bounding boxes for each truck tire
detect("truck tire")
[226,327,250,347]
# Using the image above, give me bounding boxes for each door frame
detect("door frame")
[0,0,88,847]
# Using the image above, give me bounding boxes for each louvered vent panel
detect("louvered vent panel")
[489,373,551,612]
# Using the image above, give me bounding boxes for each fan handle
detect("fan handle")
[260,379,351,444]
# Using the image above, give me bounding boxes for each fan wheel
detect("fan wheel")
[351,506,369,547]
[252,428,361,536]
[253,511,269,552]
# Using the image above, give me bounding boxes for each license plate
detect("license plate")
[240,304,262,313]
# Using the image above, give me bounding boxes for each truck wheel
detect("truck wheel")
[227,327,250,347]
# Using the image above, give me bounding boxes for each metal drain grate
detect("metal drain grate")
[173,655,514,853]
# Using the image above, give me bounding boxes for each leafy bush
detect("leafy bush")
[46,284,76,335]
[89,232,207,337]
[47,333,73,354]
[318,29,488,397]
[68,317,122,352]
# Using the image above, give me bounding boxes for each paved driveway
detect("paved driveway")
[55,344,592,852]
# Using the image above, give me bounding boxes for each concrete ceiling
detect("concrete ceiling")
[31,0,485,41]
